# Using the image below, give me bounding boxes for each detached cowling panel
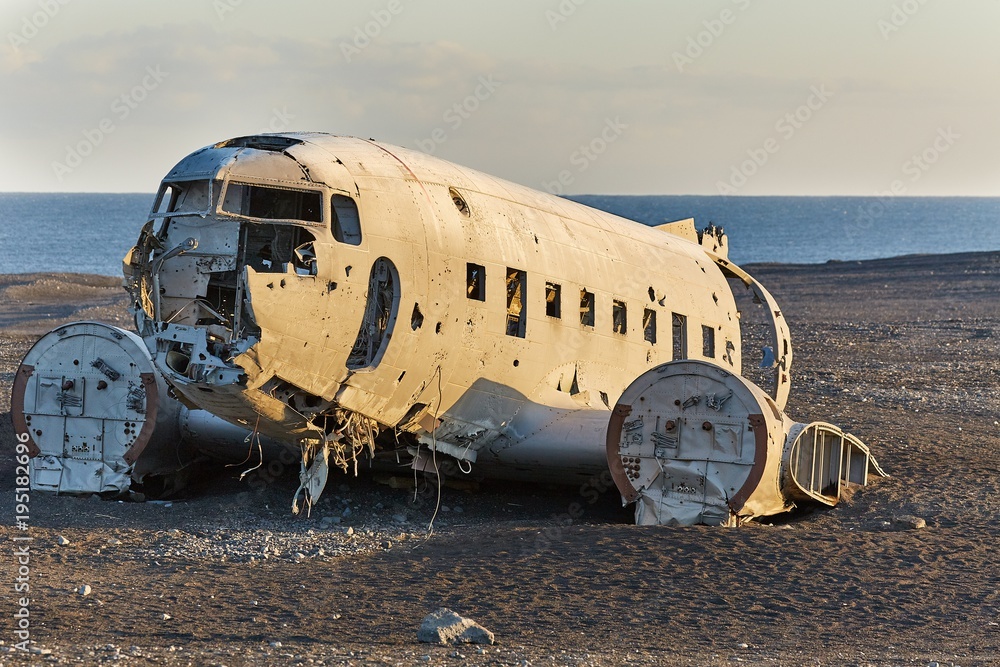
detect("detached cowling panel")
[11,321,180,494]
[608,360,885,526]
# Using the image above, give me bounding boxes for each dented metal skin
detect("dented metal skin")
[119,132,879,524]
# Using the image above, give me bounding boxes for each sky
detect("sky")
[1,0,998,196]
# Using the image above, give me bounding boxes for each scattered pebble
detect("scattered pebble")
[77,585,92,596]
[57,535,71,546]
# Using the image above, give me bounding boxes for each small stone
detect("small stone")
[78,585,92,596]
[160,613,171,621]
[418,607,495,645]
[57,535,71,546]
[381,540,393,549]
[453,506,463,514]
[893,515,927,530]
[738,643,749,649]
[345,527,354,536]
[270,641,282,648]
[392,514,407,524]
[107,538,122,546]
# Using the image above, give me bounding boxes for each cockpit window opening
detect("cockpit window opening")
[331,194,363,245]
[151,184,178,218]
[221,182,322,223]
[245,224,318,275]
[150,180,214,234]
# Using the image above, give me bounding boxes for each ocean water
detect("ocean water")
[0,193,998,276]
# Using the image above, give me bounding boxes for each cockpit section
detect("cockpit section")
[122,141,367,395]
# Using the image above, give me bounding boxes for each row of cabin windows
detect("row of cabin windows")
[466,262,717,359]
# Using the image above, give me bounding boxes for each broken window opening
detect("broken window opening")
[672,313,688,360]
[702,325,716,358]
[348,257,400,370]
[203,271,238,327]
[505,268,527,338]
[612,299,627,335]
[244,224,317,275]
[222,182,322,223]
[152,181,211,235]
[643,309,657,344]
[545,282,561,318]
[580,289,595,328]
[261,377,328,416]
[331,194,362,245]
[466,263,486,301]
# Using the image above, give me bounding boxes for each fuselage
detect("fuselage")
[124,133,759,480]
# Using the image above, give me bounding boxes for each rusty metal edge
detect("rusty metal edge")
[730,413,769,511]
[123,372,159,465]
[11,364,40,457]
[605,403,638,503]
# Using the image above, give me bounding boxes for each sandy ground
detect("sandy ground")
[1,253,999,666]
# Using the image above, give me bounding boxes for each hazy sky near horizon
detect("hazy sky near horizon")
[1,0,998,195]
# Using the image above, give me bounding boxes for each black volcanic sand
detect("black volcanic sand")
[1,254,999,666]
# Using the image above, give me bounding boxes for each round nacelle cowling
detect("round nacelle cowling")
[607,360,791,526]
[11,321,181,494]
[607,360,884,526]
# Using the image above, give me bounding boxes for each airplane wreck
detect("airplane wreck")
[12,132,885,526]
